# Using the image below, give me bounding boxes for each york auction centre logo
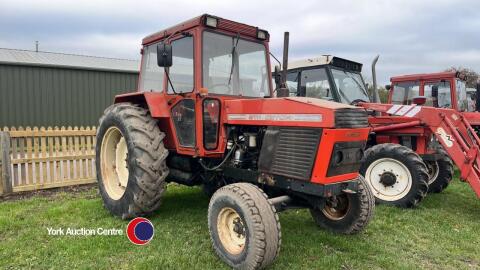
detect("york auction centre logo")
[126,217,155,245]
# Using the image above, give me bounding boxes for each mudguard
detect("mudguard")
[114,92,171,118]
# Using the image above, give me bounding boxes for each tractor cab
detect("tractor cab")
[278,56,371,104]
[387,72,474,112]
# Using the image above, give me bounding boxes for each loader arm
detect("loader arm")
[360,103,480,197]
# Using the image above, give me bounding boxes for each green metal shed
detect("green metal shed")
[0,48,139,127]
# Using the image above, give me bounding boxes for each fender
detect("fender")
[114,91,171,118]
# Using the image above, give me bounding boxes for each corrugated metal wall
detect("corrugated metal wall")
[0,64,138,127]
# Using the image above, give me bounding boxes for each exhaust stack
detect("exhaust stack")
[371,55,380,103]
[276,32,290,97]
[476,82,480,112]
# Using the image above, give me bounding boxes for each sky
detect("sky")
[1,0,480,85]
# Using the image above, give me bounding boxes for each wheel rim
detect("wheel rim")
[217,207,246,255]
[100,126,129,200]
[425,161,439,185]
[321,195,350,220]
[365,158,412,201]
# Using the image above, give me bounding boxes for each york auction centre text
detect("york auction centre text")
[47,227,123,236]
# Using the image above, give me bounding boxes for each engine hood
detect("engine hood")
[224,97,366,128]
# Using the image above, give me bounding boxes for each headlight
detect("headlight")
[204,16,218,28]
[257,29,268,40]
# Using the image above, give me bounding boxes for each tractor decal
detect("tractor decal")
[404,106,422,117]
[436,127,454,148]
[394,105,414,116]
[386,104,422,117]
[227,114,323,122]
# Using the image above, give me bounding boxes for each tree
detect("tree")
[445,67,479,88]
[367,84,389,103]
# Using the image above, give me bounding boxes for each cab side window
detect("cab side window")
[391,82,419,105]
[424,81,451,108]
[168,36,194,93]
[139,43,164,91]
[456,79,468,111]
[300,68,332,100]
[286,71,299,96]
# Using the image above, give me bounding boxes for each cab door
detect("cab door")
[166,33,197,152]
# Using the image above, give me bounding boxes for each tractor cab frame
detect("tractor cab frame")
[280,56,371,104]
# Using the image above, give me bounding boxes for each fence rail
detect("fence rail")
[0,126,97,195]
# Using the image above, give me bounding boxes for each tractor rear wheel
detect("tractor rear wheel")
[208,183,281,270]
[426,148,454,193]
[96,103,169,219]
[360,143,429,208]
[310,175,374,234]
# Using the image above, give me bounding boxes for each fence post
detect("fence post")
[0,132,12,196]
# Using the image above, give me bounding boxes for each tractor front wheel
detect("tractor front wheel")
[425,147,453,193]
[360,143,429,208]
[208,183,281,270]
[310,175,374,234]
[96,103,169,219]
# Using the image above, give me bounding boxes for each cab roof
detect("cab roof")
[142,14,269,45]
[286,56,363,73]
[390,71,458,83]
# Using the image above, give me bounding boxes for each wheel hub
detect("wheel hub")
[217,207,246,255]
[365,157,413,201]
[232,217,245,237]
[321,195,350,221]
[379,171,397,187]
[425,161,439,185]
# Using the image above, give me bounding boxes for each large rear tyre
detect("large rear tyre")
[96,103,169,219]
[360,143,429,208]
[310,175,374,234]
[426,147,453,193]
[208,183,281,270]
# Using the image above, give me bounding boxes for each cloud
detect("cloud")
[1,0,480,84]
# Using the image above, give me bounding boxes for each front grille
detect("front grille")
[335,108,368,128]
[258,127,321,180]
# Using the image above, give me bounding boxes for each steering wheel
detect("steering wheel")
[209,83,233,94]
[350,99,368,105]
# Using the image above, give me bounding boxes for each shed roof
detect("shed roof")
[0,48,140,73]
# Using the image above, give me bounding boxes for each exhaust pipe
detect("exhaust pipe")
[476,82,480,112]
[371,55,380,103]
[276,32,290,97]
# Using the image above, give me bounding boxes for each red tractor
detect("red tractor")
[96,15,374,269]
[280,56,480,208]
[388,71,480,130]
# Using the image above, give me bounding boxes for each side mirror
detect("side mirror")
[412,96,427,105]
[157,42,172,67]
[385,84,391,91]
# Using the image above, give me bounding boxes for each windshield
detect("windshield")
[331,68,369,104]
[202,31,269,97]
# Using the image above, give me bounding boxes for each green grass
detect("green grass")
[0,179,479,270]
